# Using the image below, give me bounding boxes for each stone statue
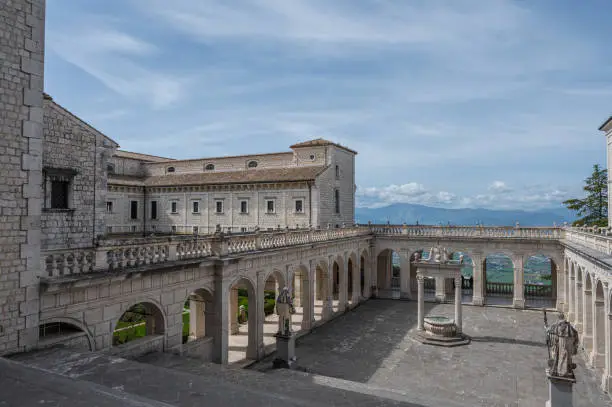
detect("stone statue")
[276,287,294,336]
[459,254,465,264]
[546,314,579,378]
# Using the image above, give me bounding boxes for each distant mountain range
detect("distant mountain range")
[355,203,575,226]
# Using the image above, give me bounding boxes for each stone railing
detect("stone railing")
[42,248,96,278]
[367,224,562,240]
[564,227,612,255]
[40,227,371,278]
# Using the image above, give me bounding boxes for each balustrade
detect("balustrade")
[366,224,561,239]
[486,282,513,296]
[42,249,95,278]
[564,227,612,256]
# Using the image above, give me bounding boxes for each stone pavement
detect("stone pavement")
[252,300,612,407]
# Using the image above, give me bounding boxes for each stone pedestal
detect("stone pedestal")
[546,371,575,407]
[273,334,296,369]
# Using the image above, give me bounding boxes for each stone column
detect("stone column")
[365,245,374,298]
[338,255,348,312]
[417,274,425,331]
[352,254,361,304]
[256,271,266,359]
[513,256,525,309]
[568,274,575,322]
[455,275,462,334]
[229,287,239,335]
[472,254,485,306]
[583,287,593,351]
[603,312,612,392]
[293,275,301,307]
[322,257,334,319]
[576,281,583,332]
[212,274,230,364]
[592,293,605,368]
[300,263,314,331]
[189,297,205,340]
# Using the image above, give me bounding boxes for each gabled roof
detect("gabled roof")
[599,115,612,132]
[115,150,174,162]
[44,93,119,148]
[290,138,358,155]
[108,175,146,187]
[144,166,328,187]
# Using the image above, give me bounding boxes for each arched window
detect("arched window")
[247,160,258,168]
[205,163,215,171]
[167,167,175,173]
[335,189,340,214]
[107,163,115,174]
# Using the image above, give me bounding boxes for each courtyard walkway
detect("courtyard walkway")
[252,300,611,407]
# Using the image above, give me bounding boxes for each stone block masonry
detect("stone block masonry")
[0,0,45,354]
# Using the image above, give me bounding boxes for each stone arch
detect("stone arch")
[263,268,287,290]
[347,251,358,306]
[576,265,584,332]
[291,264,313,330]
[481,251,515,306]
[38,317,94,351]
[314,259,331,320]
[522,253,556,308]
[227,275,258,362]
[112,299,167,351]
[182,287,215,349]
[375,248,401,298]
[331,255,344,310]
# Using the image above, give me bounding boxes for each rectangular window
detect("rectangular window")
[171,225,177,233]
[51,180,70,209]
[241,227,247,233]
[131,225,137,232]
[335,165,340,179]
[130,200,138,219]
[295,200,303,213]
[192,201,199,214]
[240,200,248,214]
[106,226,112,234]
[266,200,275,214]
[106,201,113,214]
[171,201,177,214]
[334,189,340,214]
[216,201,223,213]
[193,226,199,234]
[151,201,158,220]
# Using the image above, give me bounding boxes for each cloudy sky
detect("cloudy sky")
[44,0,612,210]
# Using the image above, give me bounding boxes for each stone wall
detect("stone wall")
[0,0,45,355]
[41,98,116,249]
[315,145,356,228]
[108,156,146,177]
[108,335,164,359]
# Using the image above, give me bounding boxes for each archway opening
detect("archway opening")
[113,302,165,351]
[261,271,285,353]
[376,249,400,299]
[524,255,556,308]
[576,267,584,333]
[347,257,354,307]
[483,253,514,306]
[360,252,367,298]
[228,278,257,364]
[181,288,215,360]
[292,265,312,331]
[39,321,91,351]
[332,260,341,312]
[594,280,605,371]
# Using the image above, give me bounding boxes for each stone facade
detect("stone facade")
[42,95,117,250]
[106,140,357,234]
[599,116,612,226]
[0,0,45,354]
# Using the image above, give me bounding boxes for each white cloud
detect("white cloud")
[47,24,188,109]
[489,181,513,193]
[356,183,457,208]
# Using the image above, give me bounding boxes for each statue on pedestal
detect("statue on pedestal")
[546,313,579,378]
[276,287,293,336]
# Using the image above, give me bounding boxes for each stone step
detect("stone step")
[12,348,447,406]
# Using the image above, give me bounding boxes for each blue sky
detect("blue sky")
[44,0,612,210]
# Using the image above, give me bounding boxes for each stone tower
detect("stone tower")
[0,0,45,354]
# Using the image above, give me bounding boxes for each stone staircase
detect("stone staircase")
[9,348,466,407]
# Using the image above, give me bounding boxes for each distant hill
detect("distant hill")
[355,203,575,226]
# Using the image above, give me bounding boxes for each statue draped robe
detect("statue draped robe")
[547,319,579,377]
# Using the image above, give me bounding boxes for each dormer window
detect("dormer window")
[167,167,175,173]
[205,163,215,171]
[247,160,258,168]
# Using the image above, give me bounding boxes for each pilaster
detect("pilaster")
[513,256,525,309]
[471,254,485,306]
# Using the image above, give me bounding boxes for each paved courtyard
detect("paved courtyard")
[252,300,612,407]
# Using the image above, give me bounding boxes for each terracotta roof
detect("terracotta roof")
[115,150,174,162]
[290,138,357,155]
[145,166,328,187]
[144,151,293,165]
[108,175,146,187]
